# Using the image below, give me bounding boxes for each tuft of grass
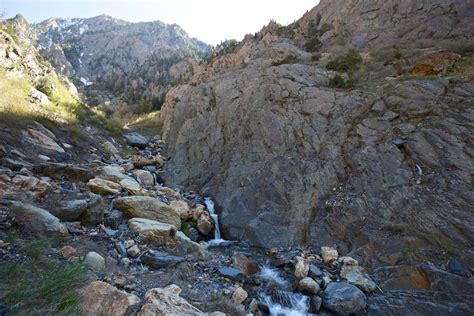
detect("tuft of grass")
[4,228,21,243]
[326,48,363,72]
[272,55,301,66]
[324,203,334,212]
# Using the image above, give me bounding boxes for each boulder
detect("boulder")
[124,133,149,149]
[340,264,377,293]
[28,88,51,105]
[128,218,177,246]
[24,128,64,153]
[87,178,122,196]
[138,284,204,315]
[321,247,339,264]
[84,251,105,270]
[175,231,208,260]
[218,267,244,281]
[82,193,104,225]
[11,202,68,237]
[82,281,140,316]
[32,163,94,182]
[12,175,50,198]
[299,277,320,295]
[100,165,131,183]
[52,199,88,221]
[196,211,214,236]
[102,141,120,157]
[133,155,164,168]
[294,256,309,278]
[232,287,248,304]
[141,250,185,269]
[232,253,261,277]
[119,178,144,195]
[133,169,155,187]
[170,200,192,220]
[322,282,367,314]
[58,245,76,258]
[113,196,181,227]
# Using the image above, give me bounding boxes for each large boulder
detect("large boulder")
[128,218,177,246]
[113,196,181,227]
[82,281,140,316]
[87,178,122,196]
[12,175,50,198]
[138,284,204,315]
[340,265,377,293]
[322,282,367,314]
[11,202,68,237]
[124,133,149,149]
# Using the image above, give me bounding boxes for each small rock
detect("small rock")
[133,169,155,187]
[232,287,248,304]
[119,178,144,196]
[59,245,76,258]
[322,282,367,314]
[299,277,320,295]
[138,284,204,315]
[218,267,244,281]
[124,239,136,249]
[321,246,338,264]
[133,155,164,168]
[196,211,214,236]
[339,256,359,266]
[82,193,104,225]
[84,251,105,270]
[294,256,309,278]
[128,218,177,246]
[104,209,123,229]
[447,260,471,278]
[308,264,322,278]
[309,296,323,313]
[127,245,141,257]
[232,253,261,277]
[121,257,131,266]
[103,141,120,156]
[124,133,149,149]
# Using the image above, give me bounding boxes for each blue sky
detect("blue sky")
[1,0,319,45]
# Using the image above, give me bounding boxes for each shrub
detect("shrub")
[328,74,355,90]
[35,77,54,97]
[326,48,363,72]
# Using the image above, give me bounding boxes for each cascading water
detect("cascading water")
[258,265,310,316]
[204,197,229,246]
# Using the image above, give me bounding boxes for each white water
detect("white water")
[204,197,228,246]
[259,266,310,316]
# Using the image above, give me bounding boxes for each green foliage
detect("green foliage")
[324,203,334,212]
[423,233,467,254]
[305,20,322,52]
[272,55,301,66]
[35,77,54,97]
[371,46,403,63]
[4,228,20,243]
[210,39,239,60]
[0,239,89,315]
[326,48,363,72]
[328,74,355,90]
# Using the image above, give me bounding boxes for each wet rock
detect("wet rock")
[52,199,88,221]
[196,211,214,236]
[268,289,308,309]
[33,163,94,182]
[321,247,339,264]
[124,133,149,149]
[87,178,122,196]
[447,260,471,278]
[82,281,140,316]
[170,200,192,221]
[133,169,154,187]
[11,202,68,237]
[82,193,104,225]
[232,253,261,277]
[218,267,244,281]
[12,175,50,198]
[308,264,322,278]
[85,251,106,270]
[141,250,185,269]
[299,277,320,295]
[59,245,76,258]
[340,264,377,293]
[138,284,204,315]
[309,296,323,313]
[128,218,177,246]
[119,178,144,195]
[175,231,208,260]
[295,256,309,278]
[322,282,367,315]
[232,287,248,304]
[113,196,181,227]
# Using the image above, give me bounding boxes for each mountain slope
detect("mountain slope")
[9,14,211,108]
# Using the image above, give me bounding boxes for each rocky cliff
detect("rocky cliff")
[9,14,211,107]
[160,0,474,292]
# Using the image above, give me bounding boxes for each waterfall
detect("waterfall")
[204,197,221,240]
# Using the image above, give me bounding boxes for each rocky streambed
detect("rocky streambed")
[0,123,473,315]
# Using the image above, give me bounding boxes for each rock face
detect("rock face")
[113,196,181,227]
[28,15,211,105]
[160,0,474,269]
[294,0,474,49]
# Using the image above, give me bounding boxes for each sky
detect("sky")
[1,0,319,45]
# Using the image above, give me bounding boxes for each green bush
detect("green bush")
[328,74,355,89]
[326,48,363,72]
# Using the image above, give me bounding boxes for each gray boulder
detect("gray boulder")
[322,282,367,314]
